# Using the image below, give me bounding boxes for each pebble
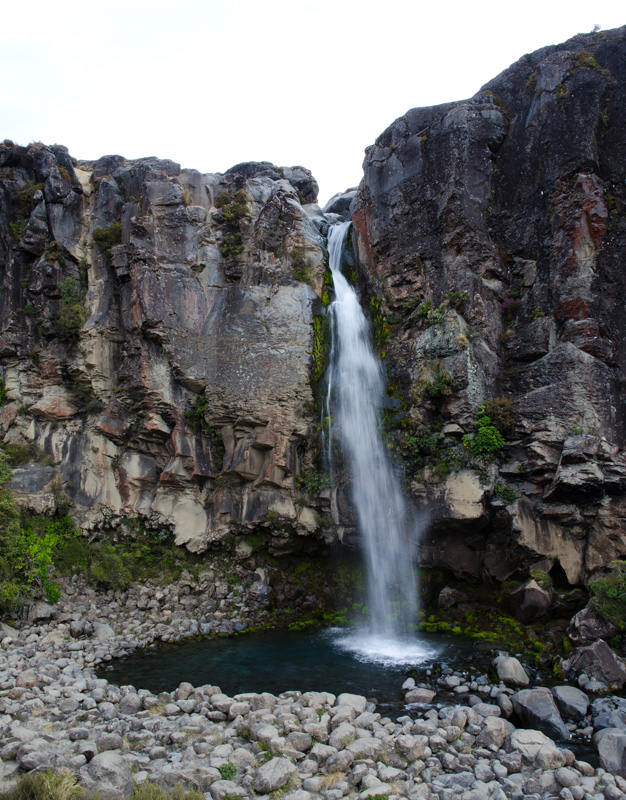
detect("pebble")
[0,574,616,799]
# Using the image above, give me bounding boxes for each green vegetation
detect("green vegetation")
[2,442,55,467]
[462,414,505,460]
[493,481,518,503]
[0,378,8,406]
[529,306,546,321]
[443,289,469,310]
[311,314,330,383]
[0,770,204,800]
[218,763,237,781]
[369,296,390,349]
[291,247,312,285]
[297,469,331,494]
[481,397,516,434]
[0,454,67,612]
[589,560,626,629]
[417,299,445,327]
[426,369,452,401]
[55,277,87,341]
[573,50,610,76]
[93,222,122,265]
[215,189,248,258]
[530,569,552,591]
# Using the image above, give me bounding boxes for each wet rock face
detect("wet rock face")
[352,25,626,584]
[0,146,334,553]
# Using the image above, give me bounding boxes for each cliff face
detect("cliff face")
[2,25,626,587]
[352,25,626,584]
[0,149,338,554]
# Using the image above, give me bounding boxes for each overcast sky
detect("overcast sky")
[1,1,624,205]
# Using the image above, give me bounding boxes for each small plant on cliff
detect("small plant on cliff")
[93,221,122,265]
[463,415,505,459]
[56,277,86,341]
[589,560,626,629]
[291,246,312,285]
[481,397,516,434]
[0,379,7,406]
[297,469,331,494]
[215,189,248,259]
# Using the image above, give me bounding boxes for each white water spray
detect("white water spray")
[326,222,428,661]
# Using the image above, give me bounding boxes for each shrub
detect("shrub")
[589,560,626,628]
[56,277,86,341]
[291,247,312,285]
[481,397,516,434]
[218,763,237,781]
[0,768,83,800]
[463,415,505,459]
[297,470,331,494]
[93,221,122,264]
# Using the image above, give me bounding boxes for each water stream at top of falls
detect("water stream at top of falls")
[325,222,428,664]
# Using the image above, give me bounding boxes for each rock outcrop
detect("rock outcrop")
[352,24,626,586]
[3,25,626,589]
[0,147,335,553]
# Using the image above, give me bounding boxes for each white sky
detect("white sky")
[1,1,624,205]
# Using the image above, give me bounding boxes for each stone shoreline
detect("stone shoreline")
[1,576,625,800]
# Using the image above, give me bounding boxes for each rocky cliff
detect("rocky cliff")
[0,151,339,555]
[352,25,626,586]
[2,25,626,591]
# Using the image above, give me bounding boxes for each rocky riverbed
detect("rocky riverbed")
[2,577,626,799]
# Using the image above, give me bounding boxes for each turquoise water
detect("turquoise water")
[99,627,482,717]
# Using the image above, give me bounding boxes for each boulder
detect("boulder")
[562,640,626,688]
[505,580,552,623]
[567,606,619,646]
[405,687,436,704]
[551,686,589,721]
[80,752,134,799]
[438,586,468,610]
[492,655,530,687]
[594,727,626,777]
[511,687,570,741]
[254,757,297,793]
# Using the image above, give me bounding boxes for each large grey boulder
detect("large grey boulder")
[592,696,626,732]
[567,606,619,646]
[254,757,297,793]
[563,640,626,688]
[594,728,626,777]
[80,751,134,798]
[551,685,589,721]
[511,687,570,741]
[505,579,552,623]
[493,655,530,687]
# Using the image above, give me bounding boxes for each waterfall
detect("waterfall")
[325,222,426,660]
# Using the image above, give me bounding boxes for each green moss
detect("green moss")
[573,50,610,75]
[312,314,330,383]
[291,247,312,285]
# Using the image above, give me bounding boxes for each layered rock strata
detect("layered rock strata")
[0,149,337,553]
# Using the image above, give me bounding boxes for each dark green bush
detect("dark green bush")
[93,222,122,264]
[463,415,505,459]
[589,560,626,628]
[56,277,86,341]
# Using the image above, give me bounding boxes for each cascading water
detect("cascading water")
[325,222,431,663]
